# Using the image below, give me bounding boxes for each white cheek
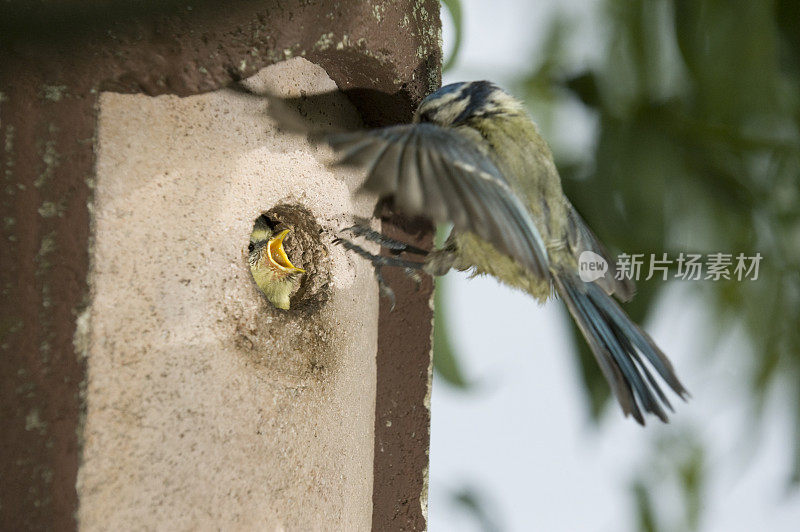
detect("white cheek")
[436,97,469,124]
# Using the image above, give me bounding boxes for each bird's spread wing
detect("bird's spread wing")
[565,202,636,301]
[328,123,550,278]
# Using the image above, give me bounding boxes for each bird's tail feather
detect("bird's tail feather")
[553,270,688,424]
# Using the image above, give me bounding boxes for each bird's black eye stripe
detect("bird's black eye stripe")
[248,242,255,252]
[258,214,280,230]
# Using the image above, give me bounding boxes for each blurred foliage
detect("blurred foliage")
[633,432,706,531]
[519,0,800,455]
[434,223,475,389]
[633,481,659,532]
[515,0,799,528]
[440,0,463,72]
[433,276,472,388]
[450,485,504,532]
[433,0,800,529]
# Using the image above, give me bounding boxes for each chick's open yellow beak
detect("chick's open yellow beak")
[267,229,305,274]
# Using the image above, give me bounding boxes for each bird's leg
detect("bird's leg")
[334,236,427,308]
[342,225,429,256]
[334,236,426,270]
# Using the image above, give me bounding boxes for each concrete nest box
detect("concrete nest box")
[1,3,440,530]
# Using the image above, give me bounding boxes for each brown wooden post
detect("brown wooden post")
[1,2,439,529]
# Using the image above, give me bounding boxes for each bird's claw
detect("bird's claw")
[375,268,396,311]
[334,233,427,311]
[404,268,423,290]
[341,224,429,256]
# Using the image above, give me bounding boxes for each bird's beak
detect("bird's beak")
[267,229,305,274]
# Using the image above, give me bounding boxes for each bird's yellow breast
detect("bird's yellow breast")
[451,231,554,302]
[250,255,296,310]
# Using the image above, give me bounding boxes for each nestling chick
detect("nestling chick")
[248,214,305,310]
[326,81,689,425]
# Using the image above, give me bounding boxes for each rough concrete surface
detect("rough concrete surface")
[1,2,439,528]
[78,58,379,530]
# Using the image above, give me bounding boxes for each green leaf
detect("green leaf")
[440,0,463,72]
[451,486,503,532]
[433,276,472,389]
[633,481,660,532]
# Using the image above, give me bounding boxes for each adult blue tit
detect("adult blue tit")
[328,81,688,425]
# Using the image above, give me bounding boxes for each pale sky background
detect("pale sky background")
[428,1,800,530]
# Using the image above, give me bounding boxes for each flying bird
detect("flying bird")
[254,80,689,424]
